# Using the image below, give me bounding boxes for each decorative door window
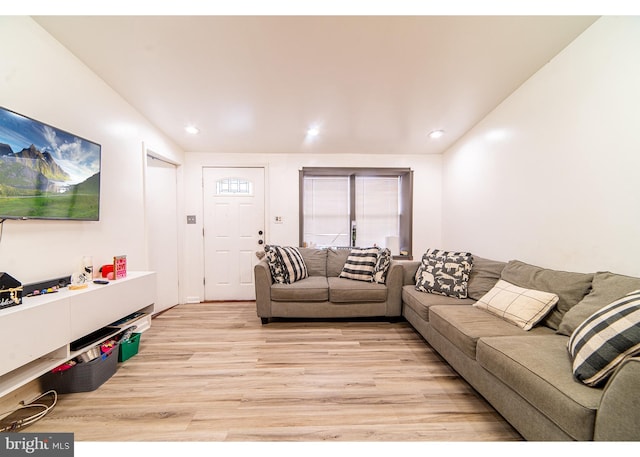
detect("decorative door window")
[215,177,253,196]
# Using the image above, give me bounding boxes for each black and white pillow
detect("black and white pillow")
[415,249,473,298]
[339,247,379,282]
[264,245,308,284]
[373,248,392,284]
[264,245,287,284]
[568,289,640,387]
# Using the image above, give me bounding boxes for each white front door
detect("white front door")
[203,167,265,301]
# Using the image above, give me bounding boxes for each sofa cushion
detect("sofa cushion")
[327,248,351,277]
[429,305,554,359]
[339,247,379,282]
[415,249,473,298]
[474,280,559,331]
[467,256,507,300]
[477,335,602,441]
[270,276,329,302]
[402,286,474,321]
[328,277,387,303]
[298,248,328,277]
[568,290,640,387]
[558,271,640,336]
[500,260,593,331]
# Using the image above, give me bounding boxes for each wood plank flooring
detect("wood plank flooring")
[26,301,522,442]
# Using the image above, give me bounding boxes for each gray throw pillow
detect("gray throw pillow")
[467,256,507,300]
[298,248,328,276]
[558,271,640,336]
[500,260,593,330]
[327,248,351,277]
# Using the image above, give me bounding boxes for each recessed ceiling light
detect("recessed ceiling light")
[429,129,445,139]
[306,126,320,138]
[185,125,200,135]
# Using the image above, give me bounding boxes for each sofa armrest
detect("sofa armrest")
[385,261,404,316]
[594,356,640,440]
[254,259,272,319]
[399,260,421,285]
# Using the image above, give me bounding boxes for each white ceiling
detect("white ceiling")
[33,15,598,155]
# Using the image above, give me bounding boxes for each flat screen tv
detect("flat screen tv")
[0,106,101,221]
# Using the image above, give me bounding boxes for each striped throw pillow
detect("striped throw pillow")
[568,290,640,387]
[264,245,308,284]
[339,247,379,282]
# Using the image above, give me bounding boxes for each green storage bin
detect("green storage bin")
[118,332,141,362]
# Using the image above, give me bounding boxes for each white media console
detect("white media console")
[0,271,156,398]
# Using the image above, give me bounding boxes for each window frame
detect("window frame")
[299,167,413,257]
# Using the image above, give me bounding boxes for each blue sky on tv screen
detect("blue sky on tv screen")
[0,107,100,185]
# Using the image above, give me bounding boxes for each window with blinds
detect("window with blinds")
[300,168,412,256]
[303,176,350,247]
[355,176,400,248]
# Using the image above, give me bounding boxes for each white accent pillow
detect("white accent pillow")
[474,279,559,331]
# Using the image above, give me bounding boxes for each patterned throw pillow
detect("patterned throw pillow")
[568,290,640,387]
[264,245,287,284]
[415,249,473,298]
[264,245,308,284]
[373,248,391,284]
[474,279,559,331]
[339,247,379,282]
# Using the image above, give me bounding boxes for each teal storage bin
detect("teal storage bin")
[118,332,141,362]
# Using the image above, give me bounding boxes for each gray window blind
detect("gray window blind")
[355,176,400,248]
[303,176,350,247]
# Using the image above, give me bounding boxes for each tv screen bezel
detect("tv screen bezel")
[0,106,102,222]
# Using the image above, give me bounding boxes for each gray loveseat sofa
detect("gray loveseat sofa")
[401,256,640,441]
[255,247,403,324]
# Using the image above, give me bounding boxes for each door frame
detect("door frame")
[143,143,185,310]
[201,165,268,301]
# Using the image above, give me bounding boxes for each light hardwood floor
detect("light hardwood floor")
[27,301,522,442]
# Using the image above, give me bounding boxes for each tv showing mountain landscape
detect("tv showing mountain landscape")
[0,107,101,221]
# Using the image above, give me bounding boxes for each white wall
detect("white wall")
[10,14,635,303]
[183,152,442,302]
[0,17,184,285]
[442,16,640,276]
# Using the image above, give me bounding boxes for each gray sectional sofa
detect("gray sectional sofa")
[254,247,403,324]
[254,246,640,441]
[401,256,640,441]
